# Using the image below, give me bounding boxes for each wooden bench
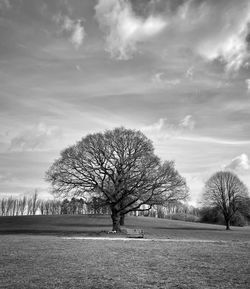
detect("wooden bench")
[126,228,144,238]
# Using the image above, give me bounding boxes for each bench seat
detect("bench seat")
[126,228,144,238]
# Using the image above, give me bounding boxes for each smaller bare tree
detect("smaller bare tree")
[19,196,27,215]
[203,171,249,230]
[32,191,40,215]
[27,197,33,215]
[0,198,7,216]
[12,199,17,216]
[6,197,14,216]
[44,201,51,215]
[39,201,45,215]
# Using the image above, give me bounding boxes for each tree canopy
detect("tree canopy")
[46,127,188,231]
[203,171,249,230]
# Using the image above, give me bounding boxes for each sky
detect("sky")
[0,0,250,205]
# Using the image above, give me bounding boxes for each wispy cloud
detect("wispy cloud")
[53,14,86,49]
[185,66,194,79]
[176,136,250,146]
[9,123,62,152]
[142,116,195,141]
[176,0,250,72]
[246,79,250,92]
[0,0,11,11]
[142,118,167,132]
[224,153,250,171]
[95,0,166,59]
[92,0,250,70]
[124,0,250,72]
[198,21,250,72]
[152,72,181,87]
[179,115,195,130]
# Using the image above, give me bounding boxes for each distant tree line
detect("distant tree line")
[0,192,199,221]
[60,197,111,215]
[0,193,111,216]
[0,192,61,216]
[0,191,249,228]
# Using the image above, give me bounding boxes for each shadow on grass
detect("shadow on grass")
[0,229,111,236]
[57,223,110,227]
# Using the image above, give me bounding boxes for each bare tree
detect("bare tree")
[203,171,249,230]
[27,197,33,215]
[44,201,50,215]
[12,199,17,216]
[1,198,7,216]
[46,127,188,231]
[19,196,27,215]
[6,197,14,216]
[39,201,45,215]
[51,200,61,215]
[31,191,40,215]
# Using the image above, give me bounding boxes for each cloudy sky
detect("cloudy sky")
[0,0,250,204]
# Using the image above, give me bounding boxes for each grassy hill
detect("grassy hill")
[1,214,250,241]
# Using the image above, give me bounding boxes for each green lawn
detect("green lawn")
[0,215,250,288]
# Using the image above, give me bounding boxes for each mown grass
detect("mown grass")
[0,215,250,288]
[1,234,250,289]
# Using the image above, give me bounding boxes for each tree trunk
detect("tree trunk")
[111,211,121,232]
[120,214,125,226]
[226,219,230,230]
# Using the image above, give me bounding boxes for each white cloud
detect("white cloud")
[95,0,166,59]
[176,0,250,72]
[179,115,195,130]
[142,118,177,141]
[142,115,195,141]
[53,14,85,49]
[142,118,166,132]
[0,0,11,10]
[246,79,250,92]
[136,0,250,72]
[224,153,250,171]
[94,0,250,68]
[198,24,250,72]
[152,72,180,86]
[70,20,85,49]
[9,123,62,151]
[185,66,194,79]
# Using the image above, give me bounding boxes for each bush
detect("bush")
[199,206,248,227]
[199,207,224,225]
[230,211,247,227]
[165,213,200,222]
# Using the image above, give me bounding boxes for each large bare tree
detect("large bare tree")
[46,127,188,231]
[203,171,249,230]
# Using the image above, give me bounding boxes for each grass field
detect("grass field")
[0,215,250,288]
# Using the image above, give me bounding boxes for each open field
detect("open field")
[1,215,250,288]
